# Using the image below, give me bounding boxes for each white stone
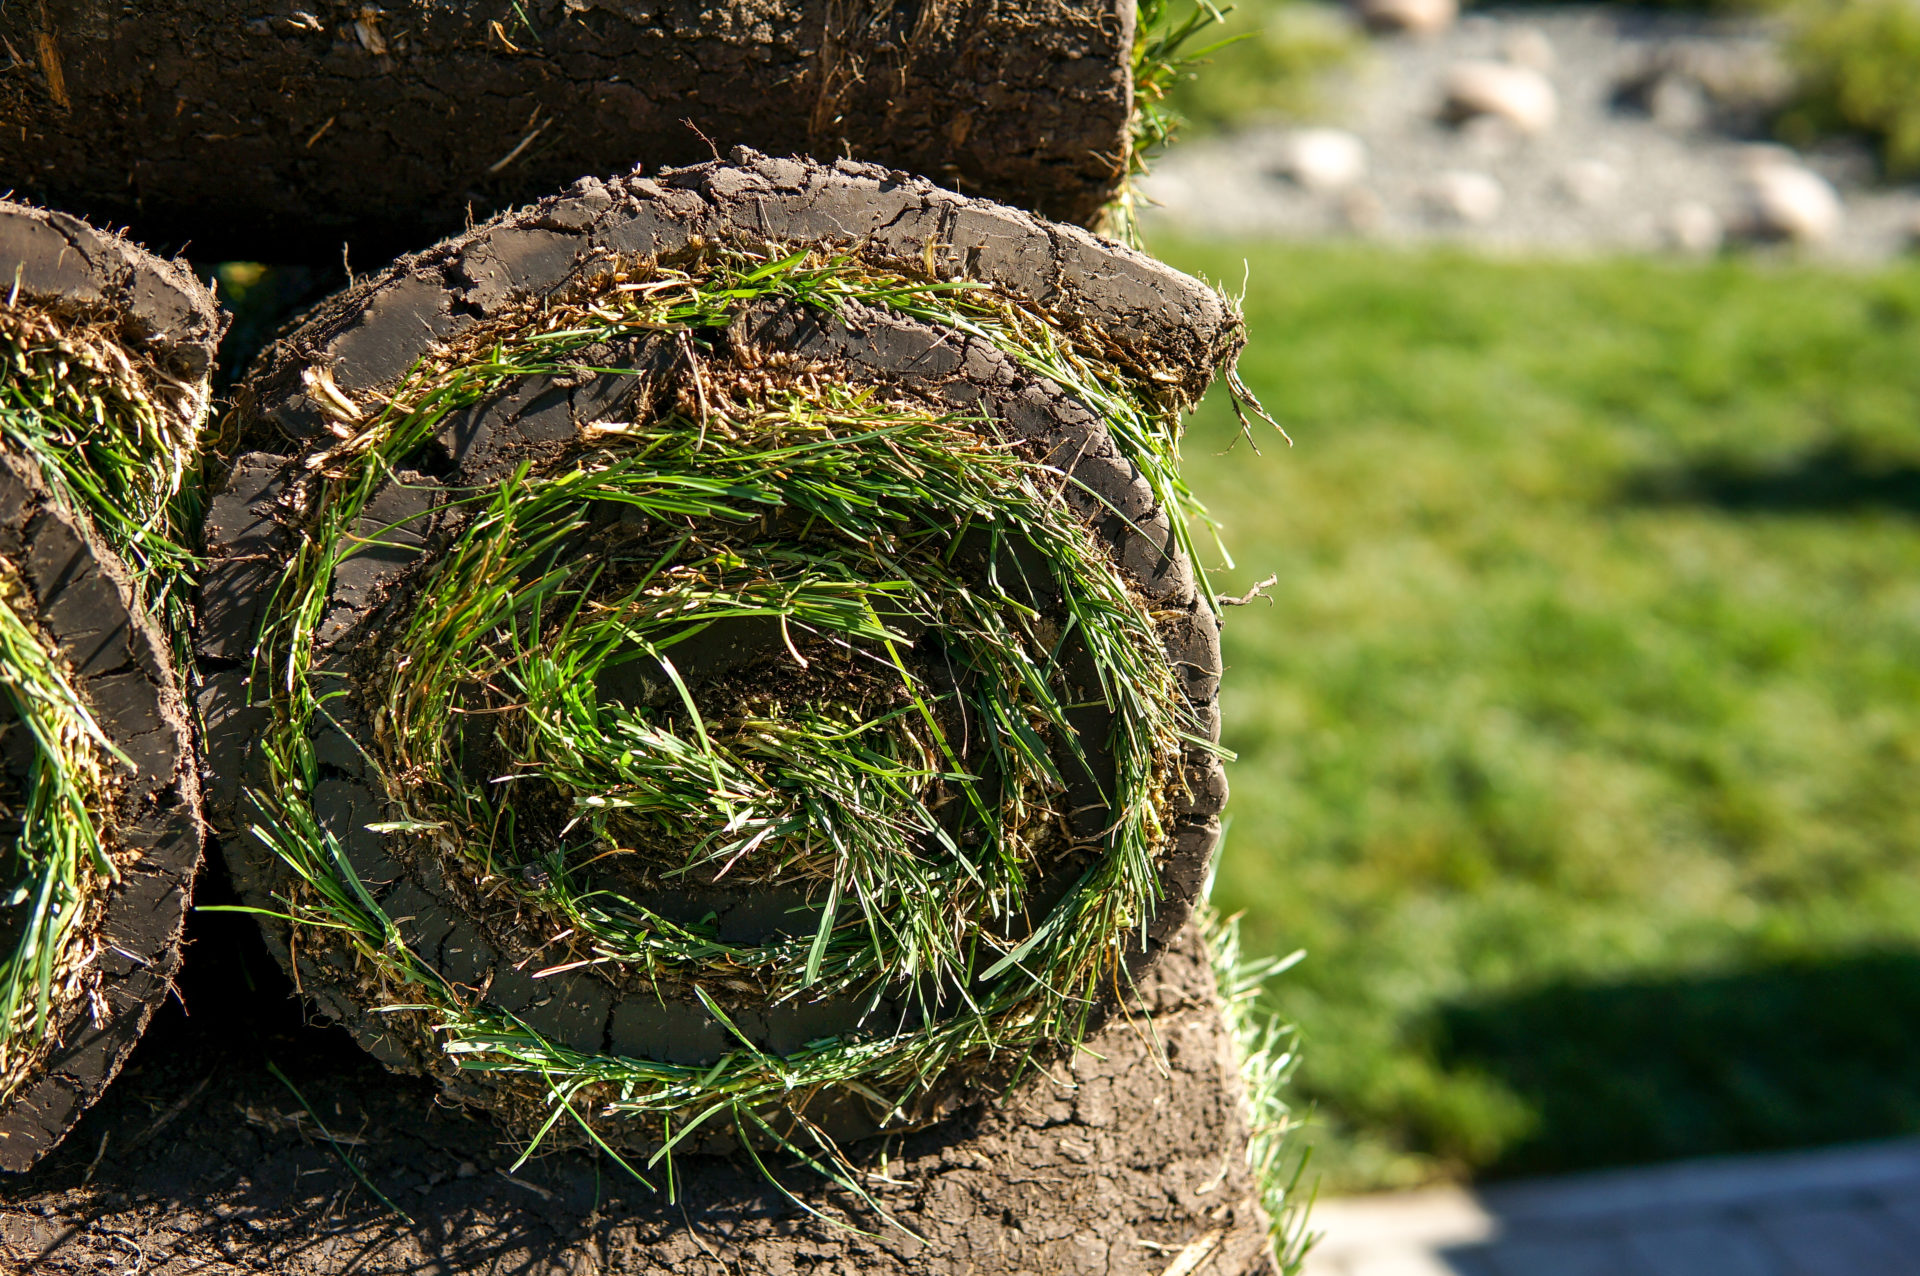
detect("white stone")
[1352,0,1457,36]
[1740,155,1842,244]
[1557,159,1620,207]
[1647,73,1712,131]
[1502,26,1555,72]
[1441,62,1559,135]
[1668,201,1724,255]
[1426,170,1504,223]
[1341,186,1387,234]
[1278,128,1369,192]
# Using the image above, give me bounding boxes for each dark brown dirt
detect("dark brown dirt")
[0,200,223,383]
[0,457,201,1175]
[198,154,1234,1115]
[0,202,219,1174]
[0,882,1277,1275]
[0,0,1134,262]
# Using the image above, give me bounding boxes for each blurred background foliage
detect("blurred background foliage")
[1780,0,1920,176]
[1157,0,1365,131]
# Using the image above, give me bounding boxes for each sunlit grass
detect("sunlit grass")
[1161,240,1920,1189]
[0,564,120,1101]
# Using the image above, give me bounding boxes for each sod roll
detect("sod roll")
[1,0,1135,263]
[200,152,1238,1168]
[0,925,1280,1273]
[0,202,219,1172]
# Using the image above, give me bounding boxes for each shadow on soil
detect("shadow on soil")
[1430,949,1920,1180]
[0,857,884,1274]
[1622,441,1920,517]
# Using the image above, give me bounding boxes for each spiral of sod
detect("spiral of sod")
[230,244,1224,1194]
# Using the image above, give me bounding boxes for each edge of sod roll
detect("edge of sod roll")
[0,201,219,1173]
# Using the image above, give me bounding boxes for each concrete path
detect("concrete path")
[1302,1137,1920,1275]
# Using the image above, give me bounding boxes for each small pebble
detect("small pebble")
[1441,61,1559,135]
[1647,73,1713,132]
[1557,159,1621,206]
[1426,171,1504,223]
[1353,0,1457,36]
[1739,154,1842,244]
[1669,201,1724,255]
[1278,128,1369,192]
[1502,26,1556,72]
[1341,187,1388,233]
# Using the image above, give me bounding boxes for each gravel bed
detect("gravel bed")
[1140,5,1920,260]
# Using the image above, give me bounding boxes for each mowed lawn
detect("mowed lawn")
[1156,241,1920,1192]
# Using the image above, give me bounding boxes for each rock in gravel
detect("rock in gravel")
[1342,187,1389,233]
[1426,170,1505,223]
[1441,61,1560,135]
[1502,26,1557,72]
[1646,72,1715,132]
[1558,159,1622,207]
[1279,128,1370,192]
[1353,0,1457,36]
[1739,151,1843,244]
[1669,201,1726,255]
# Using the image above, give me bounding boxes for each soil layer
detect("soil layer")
[0,201,223,385]
[0,0,1134,262]
[0,459,201,1175]
[0,880,1277,1275]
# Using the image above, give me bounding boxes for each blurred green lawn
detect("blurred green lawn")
[1158,240,1920,1192]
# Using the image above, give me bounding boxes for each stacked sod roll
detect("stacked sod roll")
[0,202,219,1171]
[1,0,1135,261]
[0,914,1288,1270]
[201,153,1238,1168]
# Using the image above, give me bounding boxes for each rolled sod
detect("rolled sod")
[200,152,1242,1185]
[0,924,1278,1272]
[0,202,219,1172]
[0,0,1135,262]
